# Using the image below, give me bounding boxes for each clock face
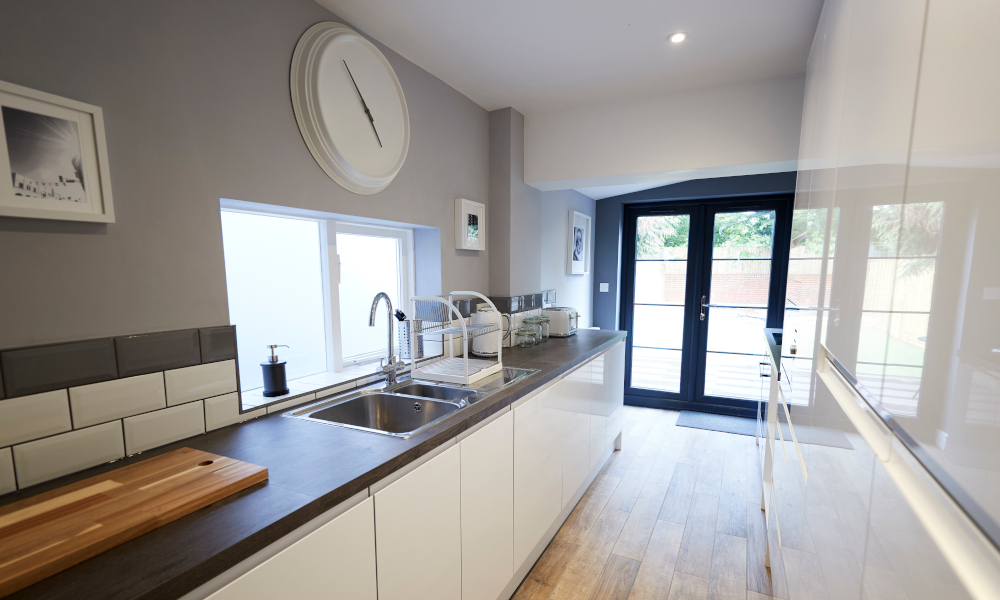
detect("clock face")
[291,23,409,195]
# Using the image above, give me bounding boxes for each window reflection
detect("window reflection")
[783,207,839,405]
[856,202,944,416]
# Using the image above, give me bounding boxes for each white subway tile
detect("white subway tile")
[124,402,205,455]
[0,390,72,448]
[0,448,15,496]
[164,360,237,406]
[204,392,265,431]
[69,373,167,428]
[13,422,124,489]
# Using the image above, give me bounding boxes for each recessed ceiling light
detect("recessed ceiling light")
[669,32,687,43]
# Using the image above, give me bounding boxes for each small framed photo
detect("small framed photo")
[455,198,485,251]
[0,80,115,222]
[568,210,591,275]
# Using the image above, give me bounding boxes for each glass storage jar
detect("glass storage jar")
[524,316,549,342]
[515,326,537,348]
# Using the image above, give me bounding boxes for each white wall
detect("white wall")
[524,77,805,191]
[539,190,596,327]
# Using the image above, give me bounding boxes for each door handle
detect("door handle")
[700,295,708,321]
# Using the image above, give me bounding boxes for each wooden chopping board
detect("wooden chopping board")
[0,447,267,598]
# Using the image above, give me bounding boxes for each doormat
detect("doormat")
[675,411,853,450]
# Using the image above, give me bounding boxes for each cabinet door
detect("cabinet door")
[514,389,563,567]
[375,444,462,600]
[589,356,608,471]
[208,497,377,600]
[606,341,626,448]
[461,411,514,600]
[559,367,592,507]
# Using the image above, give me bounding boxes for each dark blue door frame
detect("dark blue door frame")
[619,194,794,418]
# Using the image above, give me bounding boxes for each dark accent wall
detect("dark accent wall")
[592,172,798,330]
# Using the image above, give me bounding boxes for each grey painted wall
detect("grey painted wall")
[488,109,512,296]
[539,189,596,327]
[508,109,542,296]
[488,107,542,297]
[592,172,798,331]
[0,0,489,348]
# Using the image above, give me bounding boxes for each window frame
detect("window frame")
[331,220,415,368]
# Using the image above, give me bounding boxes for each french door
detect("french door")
[620,196,793,416]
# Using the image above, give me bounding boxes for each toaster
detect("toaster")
[542,307,578,337]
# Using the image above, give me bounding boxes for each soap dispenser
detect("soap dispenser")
[261,344,289,397]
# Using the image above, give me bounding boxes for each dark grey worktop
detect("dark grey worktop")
[2,329,626,600]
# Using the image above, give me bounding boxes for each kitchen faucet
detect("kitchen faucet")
[369,292,399,385]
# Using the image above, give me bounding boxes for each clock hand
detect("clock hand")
[344,60,382,148]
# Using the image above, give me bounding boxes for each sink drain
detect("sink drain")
[413,402,421,412]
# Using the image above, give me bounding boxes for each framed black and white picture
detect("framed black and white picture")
[568,210,591,275]
[0,80,114,222]
[455,198,485,251]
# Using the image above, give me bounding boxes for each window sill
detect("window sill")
[240,364,386,414]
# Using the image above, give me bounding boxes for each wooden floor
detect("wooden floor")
[513,406,781,600]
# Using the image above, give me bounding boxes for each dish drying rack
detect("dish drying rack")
[408,291,503,385]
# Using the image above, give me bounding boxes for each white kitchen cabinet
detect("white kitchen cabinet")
[461,411,514,600]
[605,341,626,448]
[207,497,377,600]
[558,365,592,508]
[514,387,563,567]
[589,355,608,472]
[375,444,462,600]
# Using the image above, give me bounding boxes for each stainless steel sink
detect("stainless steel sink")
[288,392,466,438]
[284,367,539,438]
[388,382,477,402]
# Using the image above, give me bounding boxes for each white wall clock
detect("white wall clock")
[291,22,409,195]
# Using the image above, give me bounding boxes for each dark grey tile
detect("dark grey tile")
[530,293,543,308]
[115,329,200,377]
[0,367,4,400]
[1,339,118,398]
[200,326,237,363]
[489,296,521,313]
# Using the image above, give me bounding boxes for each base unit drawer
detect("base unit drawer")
[514,390,563,567]
[375,444,462,600]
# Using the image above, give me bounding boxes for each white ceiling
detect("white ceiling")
[314,0,824,114]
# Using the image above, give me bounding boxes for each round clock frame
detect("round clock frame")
[290,22,410,195]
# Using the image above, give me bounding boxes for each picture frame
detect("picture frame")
[455,198,485,251]
[0,79,115,222]
[568,210,591,275]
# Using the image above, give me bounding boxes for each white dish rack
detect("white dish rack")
[408,291,503,385]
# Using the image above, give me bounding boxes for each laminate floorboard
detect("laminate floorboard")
[627,520,684,600]
[667,572,710,600]
[589,554,641,600]
[676,493,721,579]
[659,462,698,525]
[514,407,805,600]
[512,539,581,600]
[611,482,669,560]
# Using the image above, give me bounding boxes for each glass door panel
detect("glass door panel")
[629,214,691,393]
[702,209,776,400]
[622,197,791,415]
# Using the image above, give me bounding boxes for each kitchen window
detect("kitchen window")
[334,222,414,367]
[220,208,415,391]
